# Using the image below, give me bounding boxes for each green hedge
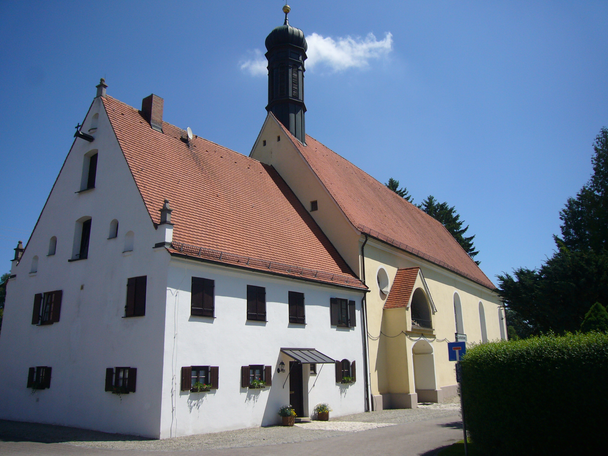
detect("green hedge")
[460,332,608,456]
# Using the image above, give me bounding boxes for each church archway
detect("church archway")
[412,339,437,402]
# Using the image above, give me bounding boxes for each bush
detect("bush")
[580,302,608,333]
[460,333,608,455]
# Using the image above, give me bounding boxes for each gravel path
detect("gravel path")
[0,401,461,452]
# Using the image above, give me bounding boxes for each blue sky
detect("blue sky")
[1,0,607,285]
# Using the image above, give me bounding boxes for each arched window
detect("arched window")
[72,217,92,260]
[80,150,98,191]
[124,231,134,252]
[454,293,465,339]
[108,219,119,239]
[499,307,507,340]
[88,113,99,134]
[479,302,488,343]
[48,236,57,256]
[411,288,432,329]
[30,255,39,273]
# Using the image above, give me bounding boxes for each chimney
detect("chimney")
[141,94,164,133]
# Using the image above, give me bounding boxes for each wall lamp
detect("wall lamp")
[277,361,285,373]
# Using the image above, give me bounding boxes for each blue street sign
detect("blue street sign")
[448,342,466,361]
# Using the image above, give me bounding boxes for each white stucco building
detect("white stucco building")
[0,7,505,439]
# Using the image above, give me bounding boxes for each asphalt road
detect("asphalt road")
[0,406,463,456]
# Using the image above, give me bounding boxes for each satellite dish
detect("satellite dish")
[186,127,193,141]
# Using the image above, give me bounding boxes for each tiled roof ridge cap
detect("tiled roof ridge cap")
[359,224,495,290]
[103,96,254,160]
[170,241,367,290]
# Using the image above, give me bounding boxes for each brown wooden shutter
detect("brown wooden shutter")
[191,278,204,316]
[128,368,137,393]
[203,279,214,317]
[297,293,305,323]
[32,293,42,325]
[210,366,219,389]
[105,368,114,391]
[134,276,146,316]
[241,366,249,388]
[51,290,63,323]
[79,218,91,259]
[126,278,136,316]
[348,300,356,327]
[351,360,356,382]
[181,366,192,391]
[330,298,339,326]
[44,367,52,389]
[265,366,272,387]
[247,286,256,320]
[27,367,35,388]
[335,360,342,383]
[87,153,98,189]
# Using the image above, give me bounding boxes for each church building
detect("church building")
[0,7,505,438]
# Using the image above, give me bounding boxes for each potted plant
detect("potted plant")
[250,379,266,389]
[341,376,355,384]
[278,405,296,426]
[314,403,331,421]
[191,382,211,392]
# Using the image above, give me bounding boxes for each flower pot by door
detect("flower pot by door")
[317,411,329,421]
[282,416,296,426]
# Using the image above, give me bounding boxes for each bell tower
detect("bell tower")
[265,5,307,144]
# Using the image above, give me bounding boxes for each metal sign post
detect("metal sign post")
[449,342,468,456]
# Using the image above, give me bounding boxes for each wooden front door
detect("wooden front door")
[289,362,304,417]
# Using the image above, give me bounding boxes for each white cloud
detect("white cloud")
[239,49,267,76]
[306,32,393,72]
[240,32,393,76]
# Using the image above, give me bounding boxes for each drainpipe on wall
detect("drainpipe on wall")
[360,234,371,412]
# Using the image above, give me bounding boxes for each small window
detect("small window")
[31,290,63,325]
[80,151,98,191]
[289,291,305,324]
[105,367,137,394]
[310,200,318,212]
[108,220,119,239]
[125,276,146,317]
[247,285,266,322]
[263,139,267,146]
[30,256,39,274]
[48,236,57,256]
[277,135,281,142]
[191,277,214,317]
[124,231,134,252]
[335,359,356,384]
[241,365,272,388]
[72,217,92,260]
[330,298,356,328]
[180,365,219,392]
[27,366,52,390]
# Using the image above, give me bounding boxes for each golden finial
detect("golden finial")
[283,4,291,25]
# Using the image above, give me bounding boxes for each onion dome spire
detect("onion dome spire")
[265,5,307,144]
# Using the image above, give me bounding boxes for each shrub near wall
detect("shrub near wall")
[460,333,608,456]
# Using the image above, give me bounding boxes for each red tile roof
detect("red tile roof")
[101,96,366,291]
[274,120,495,290]
[384,268,419,309]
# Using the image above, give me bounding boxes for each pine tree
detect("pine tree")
[419,196,479,264]
[385,178,413,203]
[580,302,608,333]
